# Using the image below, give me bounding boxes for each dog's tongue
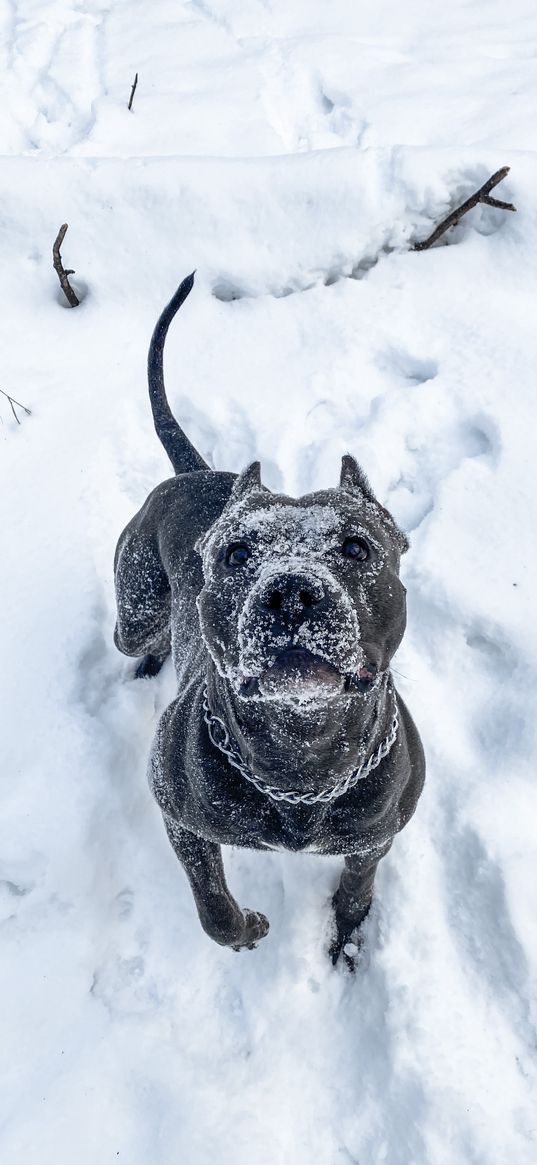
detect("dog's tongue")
[258,648,343,701]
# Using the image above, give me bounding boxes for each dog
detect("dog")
[114,273,425,966]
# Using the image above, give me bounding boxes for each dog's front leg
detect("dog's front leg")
[163,814,269,950]
[330,845,391,968]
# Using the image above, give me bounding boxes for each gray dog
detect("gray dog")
[114,273,425,966]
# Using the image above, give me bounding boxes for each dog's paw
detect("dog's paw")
[329,925,362,971]
[329,888,371,970]
[231,909,270,952]
[329,905,369,971]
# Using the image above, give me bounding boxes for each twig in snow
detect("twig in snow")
[128,72,139,112]
[53,224,80,307]
[412,166,516,251]
[0,388,31,425]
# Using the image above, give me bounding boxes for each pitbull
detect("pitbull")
[114,273,425,966]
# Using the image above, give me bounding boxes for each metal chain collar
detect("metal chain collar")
[202,683,399,806]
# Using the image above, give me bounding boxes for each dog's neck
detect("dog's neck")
[206,665,392,790]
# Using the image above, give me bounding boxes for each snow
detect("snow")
[1,1,537,1162]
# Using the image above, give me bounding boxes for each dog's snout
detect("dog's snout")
[261,574,324,620]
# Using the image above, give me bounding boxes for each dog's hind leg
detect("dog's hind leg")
[330,844,391,968]
[114,517,171,672]
[163,814,269,951]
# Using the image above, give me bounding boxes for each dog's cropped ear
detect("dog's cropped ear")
[339,454,377,502]
[230,460,266,501]
[339,453,410,554]
[196,461,267,562]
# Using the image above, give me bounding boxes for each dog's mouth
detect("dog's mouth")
[239,648,376,701]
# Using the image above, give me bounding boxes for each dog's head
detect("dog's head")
[196,456,408,706]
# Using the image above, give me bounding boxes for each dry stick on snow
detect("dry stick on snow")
[412,166,516,252]
[53,224,80,307]
[0,387,32,425]
[128,72,139,112]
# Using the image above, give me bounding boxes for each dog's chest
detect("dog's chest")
[187,774,385,857]
[172,687,400,857]
[256,799,386,856]
[191,783,324,850]
[256,802,327,853]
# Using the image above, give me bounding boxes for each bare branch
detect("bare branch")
[128,72,139,112]
[0,387,31,425]
[482,195,514,210]
[412,166,516,252]
[53,224,80,307]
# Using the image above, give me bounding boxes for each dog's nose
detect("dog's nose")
[260,573,325,620]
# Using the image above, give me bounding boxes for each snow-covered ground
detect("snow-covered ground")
[1,2,537,1162]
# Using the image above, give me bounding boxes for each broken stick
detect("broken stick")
[0,387,31,425]
[128,72,139,112]
[53,224,80,307]
[413,166,516,251]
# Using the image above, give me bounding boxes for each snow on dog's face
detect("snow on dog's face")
[196,458,409,706]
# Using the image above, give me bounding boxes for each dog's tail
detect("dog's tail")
[147,271,209,474]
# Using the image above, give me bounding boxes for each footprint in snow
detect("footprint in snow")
[390,418,495,532]
[23,18,101,153]
[381,346,438,387]
[76,599,118,717]
[319,84,369,148]
[379,349,498,532]
[442,822,534,1042]
[465,624,511,668]
[212,277,306,301]
[0,851,48,923]
[213,981,253,1059]
[91,954,164,1018]
[115,888,135,920]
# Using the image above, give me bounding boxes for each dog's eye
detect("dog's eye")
[226,543,251,567]
[342,537,370,562]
